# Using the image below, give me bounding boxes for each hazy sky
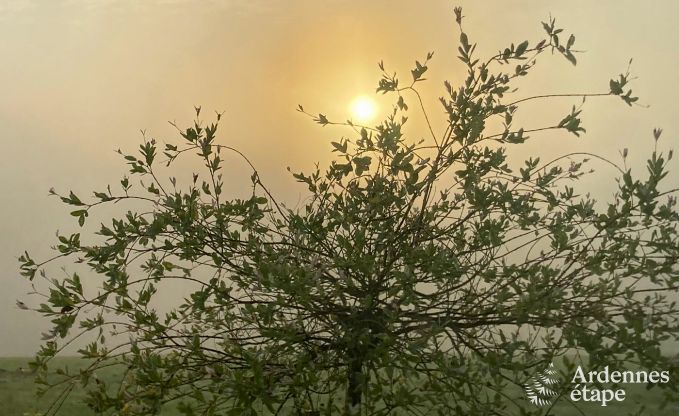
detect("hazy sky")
[1,0,678,356]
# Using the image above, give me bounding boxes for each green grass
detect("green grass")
[1,357,677,415]
[0,357,89,416]
[0,357,186,416]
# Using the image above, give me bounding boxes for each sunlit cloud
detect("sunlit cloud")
[59,0,288,14]
[0,0,35,20]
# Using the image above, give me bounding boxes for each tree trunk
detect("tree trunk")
[345,350,364,416]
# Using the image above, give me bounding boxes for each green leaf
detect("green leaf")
[567,34,575,49]
[564,50,577,65]
[515,40,528,56]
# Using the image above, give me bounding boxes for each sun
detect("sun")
[350,96,377,122]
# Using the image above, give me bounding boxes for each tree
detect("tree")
[19,7,679,416]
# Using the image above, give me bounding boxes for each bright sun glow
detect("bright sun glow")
[350,96,377,122]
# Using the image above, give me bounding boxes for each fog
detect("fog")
[1,0,678,355]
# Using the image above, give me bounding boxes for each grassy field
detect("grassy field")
[1,357,677,415]
[0,357,185,416]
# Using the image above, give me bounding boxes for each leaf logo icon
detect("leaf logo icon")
[524,363,560,406]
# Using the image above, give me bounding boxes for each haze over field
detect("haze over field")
[1,0,678,356]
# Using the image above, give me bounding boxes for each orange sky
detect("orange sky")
[1,0,678,355]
